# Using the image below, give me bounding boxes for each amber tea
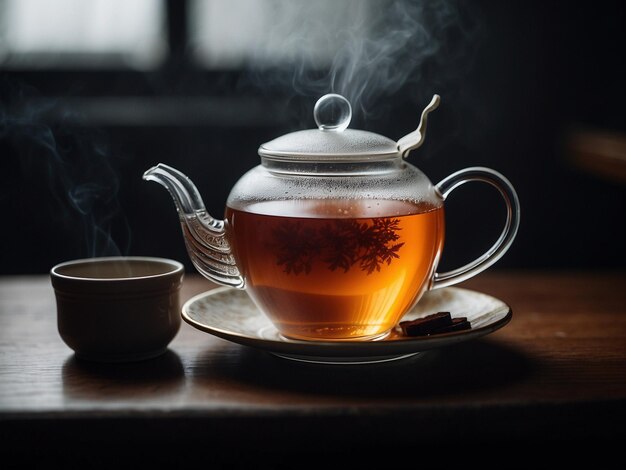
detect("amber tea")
[226,199,444,340]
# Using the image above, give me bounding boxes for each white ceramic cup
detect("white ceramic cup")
[51,256,184,362]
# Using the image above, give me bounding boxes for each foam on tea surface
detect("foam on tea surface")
[55,259,178,279]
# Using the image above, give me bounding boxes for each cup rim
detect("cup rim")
[50,256,184,282]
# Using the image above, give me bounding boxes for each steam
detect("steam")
[239,0,480,126]
[0,77,129,259]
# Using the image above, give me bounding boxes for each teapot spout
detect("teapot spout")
[143,164,244,288]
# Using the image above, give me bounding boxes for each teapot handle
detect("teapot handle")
[432,167,520,289]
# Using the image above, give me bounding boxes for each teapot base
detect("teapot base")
[278,329,392,343]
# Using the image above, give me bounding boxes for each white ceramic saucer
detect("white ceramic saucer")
[182,287,512,364]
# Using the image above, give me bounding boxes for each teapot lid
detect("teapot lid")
[259,93,440,162]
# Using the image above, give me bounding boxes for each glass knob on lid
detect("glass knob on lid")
[314,94,352,132]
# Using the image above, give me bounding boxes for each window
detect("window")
[188,0,373,69]
[0,0,167,69]
[0,0,385,72]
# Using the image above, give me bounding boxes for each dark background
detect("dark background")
[1,0,624,275]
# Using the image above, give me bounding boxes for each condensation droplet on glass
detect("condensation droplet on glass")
[314,94,352,132]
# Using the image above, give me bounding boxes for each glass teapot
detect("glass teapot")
[144,94,520,341]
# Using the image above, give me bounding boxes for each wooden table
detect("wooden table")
[0,271,625,464]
